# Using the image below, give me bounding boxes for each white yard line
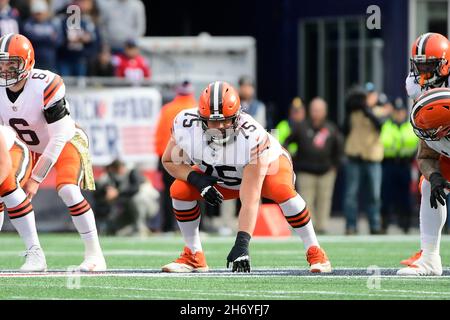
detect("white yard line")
[2,283,449,299]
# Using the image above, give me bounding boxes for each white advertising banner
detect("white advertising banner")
[66,87,162,166]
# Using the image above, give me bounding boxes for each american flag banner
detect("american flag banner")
[66,87,162,167]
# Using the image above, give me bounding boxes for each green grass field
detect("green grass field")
[0,233,450,300]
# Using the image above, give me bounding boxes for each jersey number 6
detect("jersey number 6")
[9,118,40,146]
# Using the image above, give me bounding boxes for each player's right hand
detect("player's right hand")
[429,172,450,209]
[187,171,224,206]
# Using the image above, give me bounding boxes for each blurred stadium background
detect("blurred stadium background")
[0,0,448,239]
[2,0,450,301]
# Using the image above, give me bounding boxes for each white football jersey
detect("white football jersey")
[172,108,284,190]
[0,69,74,154]
[406,74,450,155]
[0,124,16,151]
[424,139,450,158]
[406,73,450,100]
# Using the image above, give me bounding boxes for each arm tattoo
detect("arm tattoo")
[417,140,441,180]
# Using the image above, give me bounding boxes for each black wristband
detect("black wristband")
[235,231,251,247]
[187,171,202,188]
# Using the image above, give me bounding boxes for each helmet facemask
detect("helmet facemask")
[0,53,29,87]
[411,124,450,141]
[200,111,241,145]
[410,56,448,88]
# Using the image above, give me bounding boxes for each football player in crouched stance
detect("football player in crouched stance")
[161,81,332,273]
[398,88,450,276]
[0,33,106,271]
[400,32,450,270]
[0,125,46,271]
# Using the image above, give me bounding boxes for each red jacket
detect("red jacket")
[114,54,151,81]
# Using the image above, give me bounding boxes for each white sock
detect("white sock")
[419,179,446,255]
[173,199,202,253]
[58,184,103,257]
[0,210,4,231]
[280,194,319,249]
[3,189,41,250]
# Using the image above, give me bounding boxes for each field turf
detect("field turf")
[0,233,449,300]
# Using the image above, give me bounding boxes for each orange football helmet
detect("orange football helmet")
[198,81,241,143]
[0,33,35,87]
[410,33,450,88]
[410,87,450,140]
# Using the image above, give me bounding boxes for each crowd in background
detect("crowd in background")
[1,0,150,81]
[83,73,448,237]
[3,1,448,237]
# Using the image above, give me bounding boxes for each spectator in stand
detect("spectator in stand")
[366,82,393,118]
[98,0,146,53]
[342,87,388,235]
[380,98,419,234]
[284,97,344,234]
[275,97,305,156]
[93,159,159,236]
[58,0,101,76]
[0,0,19,35]
[22,0,63,72]
[154,81,197,232]
[88,44,115,77]
[238,75,267,128]
[113,39,151,83]
[11,0,29,20]
[50,0,71,15]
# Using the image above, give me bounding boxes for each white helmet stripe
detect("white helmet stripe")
[0,33,13,53]
[417,32,431,55]
[213,81,220,115]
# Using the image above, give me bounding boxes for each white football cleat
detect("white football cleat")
[397,253,442,276]
[20,246,47,272]
[76,255,107,272]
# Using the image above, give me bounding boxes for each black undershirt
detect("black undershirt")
[6,86,25,103]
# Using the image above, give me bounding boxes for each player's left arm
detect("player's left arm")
[25,79,75,198]
[226,146,270,272]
